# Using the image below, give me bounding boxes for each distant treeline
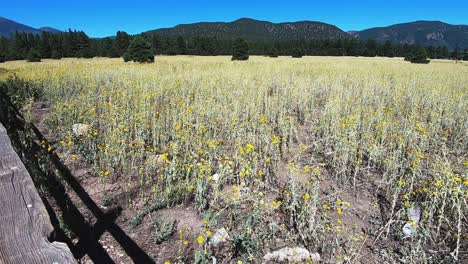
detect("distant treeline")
[1,30,467,61]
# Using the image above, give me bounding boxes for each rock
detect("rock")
[269,222,281,234]
[402,223,416,238]
[72,123,89,137]
[263,247,320,263]
[211,228,230,246]
[403,205,421,238]
[408,205,421,222]
[212,173,220,182]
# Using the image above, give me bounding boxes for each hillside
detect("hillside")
[351,21,468,49]
[0,16,43,37]
[0,17,61,37]
[38,27,62,33]
[146,18,351,41]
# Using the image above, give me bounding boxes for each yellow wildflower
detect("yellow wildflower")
[161,153,169,163]
[197,235,204,245]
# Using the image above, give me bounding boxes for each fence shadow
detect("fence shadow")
[0,92,155,264]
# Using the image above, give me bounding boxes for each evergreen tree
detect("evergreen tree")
[101,37,119,58]
[40,32,52,58]
[268,46,278,58]
[116,31,131,56]
[51,50,62,59]
[0,52,5,63]
[291,47,304,58]
[0,29,454,61]
[382,41,394,57]
[123,36,154,63]
[439,46,449,59]
[364,39,377,57]
[463,49,468,61]
[231,38,249,61]
[406,47,430,64]
[161,38,176,55]
[75,31,92,58]
[151,34,163,55]
[177,36,187,55]
[450,47,460,60]
[27,48,42,62]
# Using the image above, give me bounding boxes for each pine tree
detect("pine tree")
[101,37,119,58]
[27,48,42,62]
[231,38,249,61]
[450,47,460,60]
[268,46,278,58]
[177,36,187,55]
[51,50,62,59]
[364,39,377,57]
[291,48,304,58]
[151,34,163,55]
[123,36,154,63]
[116,31,131,56]
[0,52,5,63]
[165,38,178,55]
[406,47,430,64]
[382,41,394,57]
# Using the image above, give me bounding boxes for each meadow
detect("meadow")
[0,56,467,263]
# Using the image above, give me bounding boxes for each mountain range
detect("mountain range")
[0,16,61,37]
[349,21,468,50]
[1,16,467,49]
[146,18,350,41]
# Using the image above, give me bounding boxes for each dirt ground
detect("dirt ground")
[31,101,391,264]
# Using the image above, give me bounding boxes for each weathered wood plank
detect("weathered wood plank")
[0,123,76,264]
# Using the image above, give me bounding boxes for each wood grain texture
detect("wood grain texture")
[0,123,76,264]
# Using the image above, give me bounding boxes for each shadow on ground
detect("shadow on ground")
[0,92,155,264]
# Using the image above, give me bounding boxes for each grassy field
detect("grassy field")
[1,56,467,263]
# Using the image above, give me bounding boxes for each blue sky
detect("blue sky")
[2,1,468,37]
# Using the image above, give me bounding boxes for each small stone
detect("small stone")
[212,173,220,182]
[269,222,280,233]
[402,223,416,238]
[403,205,421,238]
[211,228,230,246]
[72,123,89,137]
[263,247,320,263]
[408,205,421,222]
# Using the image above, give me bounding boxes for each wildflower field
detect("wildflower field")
[0,56,467,263]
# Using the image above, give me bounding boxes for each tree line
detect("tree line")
[1,30,467,63]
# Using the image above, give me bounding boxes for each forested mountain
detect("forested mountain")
[147,18,351,41]
[350,21,468,49]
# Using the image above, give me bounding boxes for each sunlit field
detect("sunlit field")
[1,56,467,263]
